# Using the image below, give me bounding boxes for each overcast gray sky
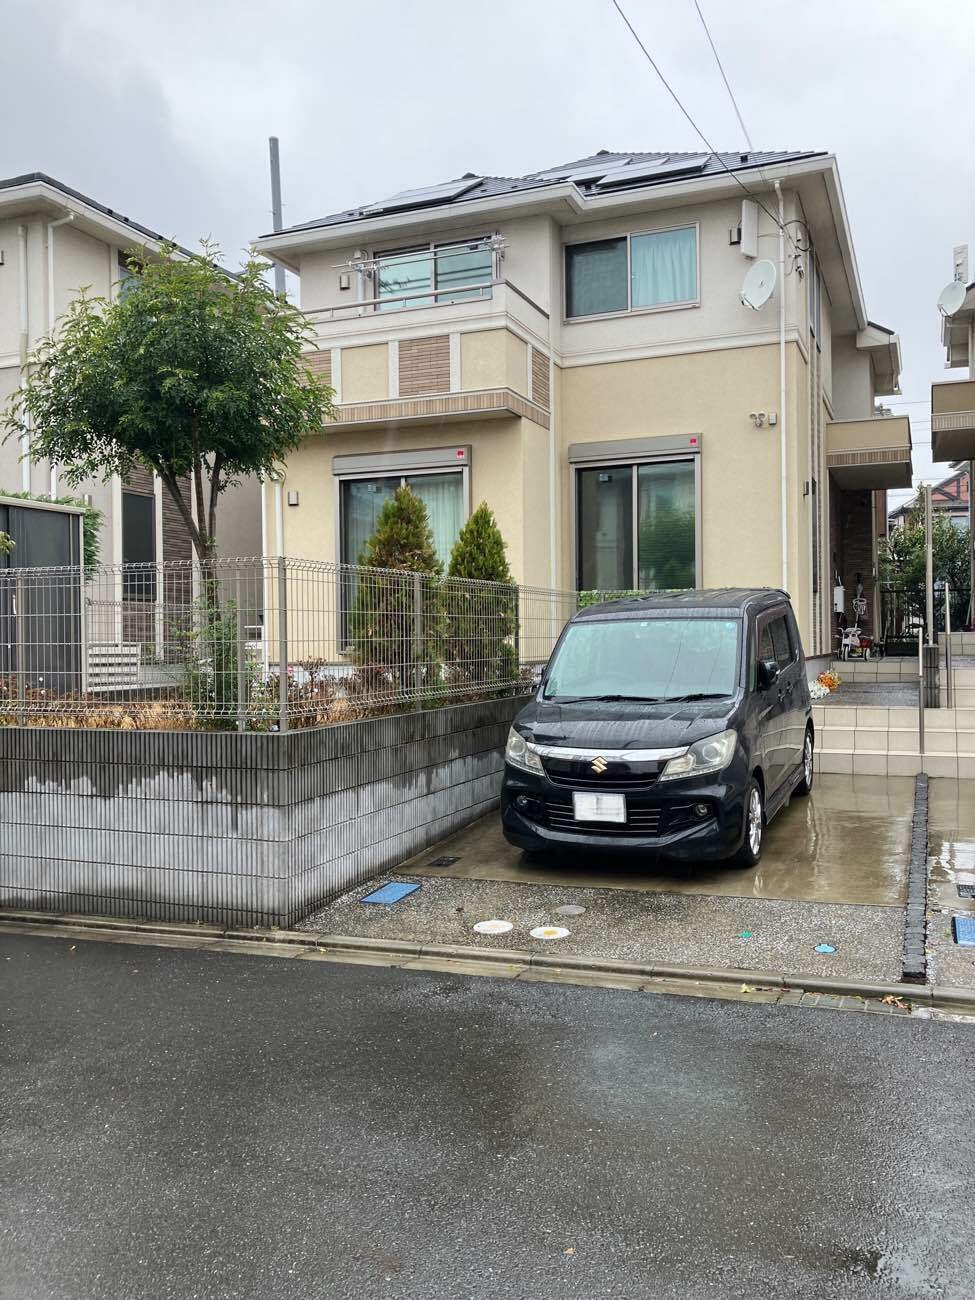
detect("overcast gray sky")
[4,0,973,505]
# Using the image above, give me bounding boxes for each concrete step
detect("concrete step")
[815,750,974,778]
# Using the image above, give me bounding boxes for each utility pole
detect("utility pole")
[924,483,934,641]
[268,136,286,298]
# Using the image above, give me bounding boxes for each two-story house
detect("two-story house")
[0,172,262,570]
[253,149,909,663]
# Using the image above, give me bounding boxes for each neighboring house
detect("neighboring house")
[0,173,262,580]
[252,149,908,660]
[889,467,970,531]
[930,264,975,611]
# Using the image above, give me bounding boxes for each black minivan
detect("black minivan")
[501,589,813,867]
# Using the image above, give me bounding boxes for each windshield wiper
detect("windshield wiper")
[661,692,730,703]
[545,694,665,703]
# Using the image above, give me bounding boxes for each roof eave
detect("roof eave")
[251,154,835,264]
[0,175,186,259]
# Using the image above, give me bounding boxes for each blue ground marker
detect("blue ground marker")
[952,915,975,947]
[361,881,421,905]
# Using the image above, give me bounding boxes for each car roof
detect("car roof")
[573,588,791,621]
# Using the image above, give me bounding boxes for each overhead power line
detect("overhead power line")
[608,0,801,253]
[691,0,753,152]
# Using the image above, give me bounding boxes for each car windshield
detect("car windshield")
[543,617,741,702]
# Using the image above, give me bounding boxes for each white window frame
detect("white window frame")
[571,447,702,591]
[562,221,701,323]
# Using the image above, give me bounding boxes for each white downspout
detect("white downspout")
[17,223,31,492]
[46,211,75,496]
[774,181,788,593]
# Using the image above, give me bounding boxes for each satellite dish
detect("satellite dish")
[938,280,967,318]
[741,259,777,310]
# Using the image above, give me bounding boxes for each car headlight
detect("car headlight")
[658,729,737,782]
[505,727,545,775]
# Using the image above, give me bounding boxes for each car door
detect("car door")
[753,612,788,793]
[770,609,805,777]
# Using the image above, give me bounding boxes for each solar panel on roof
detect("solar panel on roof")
[361,177,482,215]
[595,155,711,188]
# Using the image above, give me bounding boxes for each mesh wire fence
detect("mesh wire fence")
[0,556,579,731]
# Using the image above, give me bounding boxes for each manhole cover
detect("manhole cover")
[472,919,513,935]
[530,926,570,941]
[953,915,975,946]
[361,881,420,905]
[957,884,975,898]
[555,905,586,916]
[428,855,460,868]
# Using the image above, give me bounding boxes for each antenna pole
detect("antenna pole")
[268,136,286,297]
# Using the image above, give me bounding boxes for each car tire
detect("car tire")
[794,729,814,797]
[729,779,764,868]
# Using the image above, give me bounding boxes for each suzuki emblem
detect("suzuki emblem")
[591,756,608,774]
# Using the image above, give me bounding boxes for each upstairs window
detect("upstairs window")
[375,238,493,311]
[565,225,698,319]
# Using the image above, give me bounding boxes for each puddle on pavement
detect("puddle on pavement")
[403,776,913,908]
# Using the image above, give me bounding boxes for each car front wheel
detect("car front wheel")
[729,779,764,868]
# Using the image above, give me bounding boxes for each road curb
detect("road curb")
[4,907,973,1010]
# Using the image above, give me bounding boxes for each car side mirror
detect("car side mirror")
[758,658,780,690]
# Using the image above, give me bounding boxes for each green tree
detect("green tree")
[349,485,443,699]
[878,506,971,629]
[0,531,12,556]
[3,242,334,565]
[444,502,517,690]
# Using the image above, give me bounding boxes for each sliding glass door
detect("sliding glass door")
[576,458,697,592]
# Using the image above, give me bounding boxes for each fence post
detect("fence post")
[945,581,953,709]
[14,575,26,727]
[277,556,289,733]
[918,625,925,757]
[235,569,247,733]
[412,571,423,706]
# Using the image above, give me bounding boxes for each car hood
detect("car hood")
[514,697,741,752]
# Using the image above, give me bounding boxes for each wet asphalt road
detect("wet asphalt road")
[2,933,973,1300]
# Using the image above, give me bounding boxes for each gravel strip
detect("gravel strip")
[299,873,905,983]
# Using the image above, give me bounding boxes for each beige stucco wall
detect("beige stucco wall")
[269,416,546,586]
[557,342,818,649]
[830,334,873,420]
[459,329,529,395]
[460,330,505,390]
[341,343,389,402]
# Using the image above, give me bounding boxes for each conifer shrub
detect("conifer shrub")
[444,503,517,693]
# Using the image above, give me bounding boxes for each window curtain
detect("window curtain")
[406,473,465,567]
[566,238,628,317]
[630,227,697,308]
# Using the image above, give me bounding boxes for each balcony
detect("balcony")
[300,279,552,432]
[931,379,975,463]
[825,415,912,489]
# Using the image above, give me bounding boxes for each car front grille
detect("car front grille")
[545,799,662,837]
[542,762,660,791]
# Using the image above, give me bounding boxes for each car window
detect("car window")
[769,615,793,669]
[758,621,774,661]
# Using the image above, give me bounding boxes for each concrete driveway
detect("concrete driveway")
[300,776,917,984]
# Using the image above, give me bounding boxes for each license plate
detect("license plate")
[573,791,626,823]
